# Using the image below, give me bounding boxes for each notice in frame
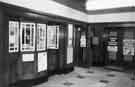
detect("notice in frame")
[38,52,47,72]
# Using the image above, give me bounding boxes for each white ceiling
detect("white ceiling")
[86,0,135,10]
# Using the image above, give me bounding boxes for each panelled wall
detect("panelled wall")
[0,3,88,87]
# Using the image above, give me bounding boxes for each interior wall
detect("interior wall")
[0,0,88,22]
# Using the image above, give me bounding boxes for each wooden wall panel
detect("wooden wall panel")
[0,8,8,87]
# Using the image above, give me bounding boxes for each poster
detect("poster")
[37,24,46,51]
[38,52,47,72]
[9,21,19,52]
[47,25,59,49]
[80,34,86,47]
[67,47,73,64]
[123,39,135,55]
[20,22,35,51]
[22,54,34,62]
[107,46,118,52]
[68,24,73,47]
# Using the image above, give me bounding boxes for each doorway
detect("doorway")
[105,27,135,68]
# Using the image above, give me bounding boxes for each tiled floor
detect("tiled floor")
[33,67,135,87]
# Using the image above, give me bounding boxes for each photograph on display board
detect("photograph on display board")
[37,24,46,51]
[9,21,19,52]
[20,22,35,51]
[47,25,59,49]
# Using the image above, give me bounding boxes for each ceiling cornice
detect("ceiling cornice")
[87,6,135,15]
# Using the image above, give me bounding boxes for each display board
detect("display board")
[38,52,47,72]
[47,25,59,49]
[80,32,86,47]
[9,21,19,52]
[123,39,135,56]
[37,24,46,51]
[107,31,118,60]
[67,24,73,64]
[123,31,134,61]
[67,47,73,64]
[20,22,35,51]
[107,32,118,52]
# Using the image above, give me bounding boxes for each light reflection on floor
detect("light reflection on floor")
[33,67,135,87]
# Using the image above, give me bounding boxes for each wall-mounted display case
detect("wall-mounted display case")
[47,25,59,49]
[20,22,35,52]
[67,24,73,64]
[37,24,46,51]
[9,21,19,52]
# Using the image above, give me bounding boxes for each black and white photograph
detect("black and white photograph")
[0,0,135,87]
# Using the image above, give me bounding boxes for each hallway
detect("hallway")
[33,67,135,87]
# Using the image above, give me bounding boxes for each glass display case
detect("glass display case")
[9,21,19,52]
[20,22,35,51]
[67,24,73,64]
[47,25,59,49]
[37,24,46,51]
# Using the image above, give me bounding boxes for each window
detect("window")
[37,24,46,51]
[9,21,19,52]
[20,22,35,51]
[47,25,59,49]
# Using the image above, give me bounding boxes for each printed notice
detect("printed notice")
[22,54,34,62]
[38,52,47,72]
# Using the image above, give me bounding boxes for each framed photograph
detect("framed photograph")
[9,21,19,52]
